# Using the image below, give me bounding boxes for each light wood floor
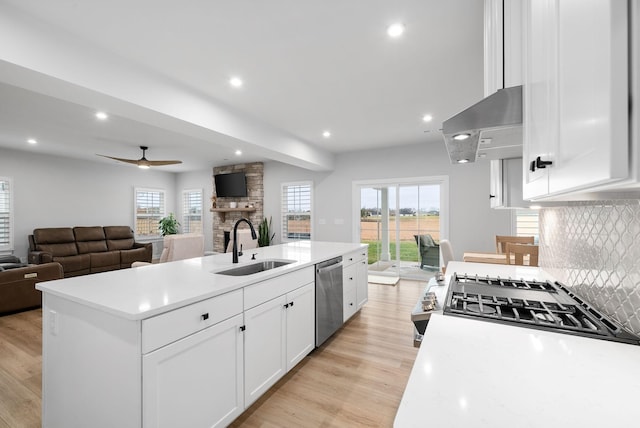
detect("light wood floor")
[0,280,425,428]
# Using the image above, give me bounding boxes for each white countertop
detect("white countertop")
[395,261,640,427]
[36,241,365,320]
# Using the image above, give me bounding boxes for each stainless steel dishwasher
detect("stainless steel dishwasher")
[315,256,343,346]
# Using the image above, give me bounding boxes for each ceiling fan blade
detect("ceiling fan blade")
[97,154,140,165]
[147,160,183,166]
[97,148,182,167]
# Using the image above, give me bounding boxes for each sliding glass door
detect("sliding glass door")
[355,177,448,281]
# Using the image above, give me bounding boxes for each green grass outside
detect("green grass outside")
[363,240,418,265]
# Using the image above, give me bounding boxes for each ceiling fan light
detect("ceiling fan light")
[138,164,150,170]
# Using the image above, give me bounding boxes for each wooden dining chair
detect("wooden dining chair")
[495,235,535,253]
[505,243,539,266]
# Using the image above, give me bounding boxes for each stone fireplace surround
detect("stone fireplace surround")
[212,162,264,253]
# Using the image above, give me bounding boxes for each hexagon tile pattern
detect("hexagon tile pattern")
[539,200,640,335]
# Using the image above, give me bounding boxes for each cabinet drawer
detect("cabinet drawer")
[343,285,357,322]
[343,248,367,266]
[142,289,243,354]
[244,266,314,310]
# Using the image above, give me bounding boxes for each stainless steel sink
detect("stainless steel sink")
[215,260,295,276]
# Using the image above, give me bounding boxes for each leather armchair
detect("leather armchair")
[0,262,63,314]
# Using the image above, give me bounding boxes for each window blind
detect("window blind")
[182,189,203,234]
[135,188,165,237]
[0,178,12,251]
[281,182,312,241]
[515,209,539,242]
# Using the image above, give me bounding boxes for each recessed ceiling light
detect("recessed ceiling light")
[422,114,433,122]
[387,23,405,38]
[453,133,471,141]
[27,138,37,145]
[235,149,242,156]
[229,77,243,88]
[457,159,469,164]
[95,111,108,120]
[322,131,331,138]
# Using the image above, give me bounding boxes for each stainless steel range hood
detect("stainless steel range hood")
[442,85,523,164]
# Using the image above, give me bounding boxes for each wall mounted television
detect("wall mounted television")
[214,172,248,197]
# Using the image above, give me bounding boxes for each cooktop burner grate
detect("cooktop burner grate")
[444,273,640,345]
[454,273,557,291]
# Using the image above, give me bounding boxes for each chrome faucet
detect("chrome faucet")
[232,218,257,263]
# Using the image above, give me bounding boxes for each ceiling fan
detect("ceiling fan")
[97,146,182,169]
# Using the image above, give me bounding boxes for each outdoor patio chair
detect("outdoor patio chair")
[414,234,440,270]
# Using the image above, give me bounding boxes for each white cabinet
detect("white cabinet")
[141,289,244,428]
[142,314,244,428]
[285,282,315,369]
[343,262,358,321]
[356,255,368,309]
[490,158,526,208]
[244,294,287,407]
[243,267,315,408]
[41,289,244,428]
[343,248,368,322]
[523,0,629,200]
[484,0,523,96]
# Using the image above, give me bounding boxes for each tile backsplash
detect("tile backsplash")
[539,200,640,335]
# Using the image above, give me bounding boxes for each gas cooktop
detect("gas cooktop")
[443,273,640,345]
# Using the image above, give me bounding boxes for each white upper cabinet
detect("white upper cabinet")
[490,158,526,208]
[485,0,523,96]
[523,0,629,200]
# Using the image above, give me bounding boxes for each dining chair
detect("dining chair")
[439,239,454,273]
[505,242,539,266]
[495,235,535,253]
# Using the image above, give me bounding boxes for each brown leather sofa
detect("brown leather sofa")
[28,226,152,278]
[0,261,63,314]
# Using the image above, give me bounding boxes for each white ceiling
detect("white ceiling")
[0,0,484,172]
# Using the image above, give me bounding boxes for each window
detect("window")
[281,181,312,241]
[515,209,539,243]
[0,178,13,252]
[135,188,165,237]
[182,189,203,234]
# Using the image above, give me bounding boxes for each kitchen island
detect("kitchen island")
[37,241,367,428]
[395,261,640,427]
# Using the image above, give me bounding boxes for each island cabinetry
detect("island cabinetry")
[142,290,244,428]
[243,266,314,407]
[343,248,369,322]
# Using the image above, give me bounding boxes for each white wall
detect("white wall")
[1,148,178,260]
[264,142,513,261]
[175,169,214,252]
[3,142,511,262]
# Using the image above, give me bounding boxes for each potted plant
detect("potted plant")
[158,213,180,236]
[258,216,275,247]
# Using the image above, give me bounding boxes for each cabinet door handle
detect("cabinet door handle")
[349,257,353,261]
[240,325,246,332]
[201,313,209,321]
[489,194,496,199]
[349,302,354,306]
[530,160,536,172]
[535,156,553,169]
[290,301,294,307]
[349,277,354,280]
[284,303,290,308]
